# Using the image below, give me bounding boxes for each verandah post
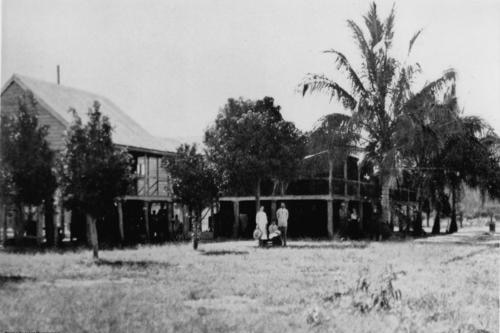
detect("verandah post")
[143,201,150,242]
[344,159,348,197]
[327,199,334,239]
[232,200,240,238]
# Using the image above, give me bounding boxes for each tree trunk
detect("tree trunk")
[44,199,55,247]
[413,200,423,236]
[2,204,7,246]
[117,201,124,244]
[280,182,286,196]
[36,206,44,246]
[193,208,201,250]
[14,203,24,244]
[271,201,277,222]
[432,207,441,235]
[255,178,261,213]
[86,214,99,259]
[271,180,278,196]
[448,185,458,234]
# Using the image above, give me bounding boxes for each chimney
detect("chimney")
[57,65,60,85]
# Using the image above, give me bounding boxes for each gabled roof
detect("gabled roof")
[1,74,179,154]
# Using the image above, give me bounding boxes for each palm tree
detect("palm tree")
[300,2,456,225]
[308,113,360,197]
[307,113,360,238]
[394,81,461,234]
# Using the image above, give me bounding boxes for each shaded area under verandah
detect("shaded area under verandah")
[216,194,376,239]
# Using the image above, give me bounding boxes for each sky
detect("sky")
[2,0,500,140]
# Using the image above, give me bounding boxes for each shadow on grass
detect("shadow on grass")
[442,247,492,264]
[287,242,369,250]
[0,275,35,286]
[199,250,250,256]
[414,231,499,247]
[95,259,176,269]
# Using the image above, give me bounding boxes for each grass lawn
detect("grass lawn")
[0,227,498,333]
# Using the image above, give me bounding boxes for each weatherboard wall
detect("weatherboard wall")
[1,81,67,151]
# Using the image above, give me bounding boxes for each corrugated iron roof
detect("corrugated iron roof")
[2,74,179,154]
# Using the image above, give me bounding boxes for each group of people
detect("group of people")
[254,202,289,247]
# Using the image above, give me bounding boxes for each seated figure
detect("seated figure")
[268,222,282,246]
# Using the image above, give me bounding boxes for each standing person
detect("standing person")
[276,202,289,246]
[349,208,360,239]
[157,204,168,241]
[256,206,268,246]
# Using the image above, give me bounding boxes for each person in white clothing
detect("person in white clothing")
[276,202,289,246]
[255,206,268,246]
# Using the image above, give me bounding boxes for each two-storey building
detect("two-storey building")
[1,74,179,245]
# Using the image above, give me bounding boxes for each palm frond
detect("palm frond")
[347,19,371,58]
[301,74,357,110]
[404,69,456,111]
[421,69,456,96]
[324,49,368,97]
[384,4,396,49]
[363,2,384,47]
[408,29,422,55]
[461,116,492,139]
[347,20,377,87]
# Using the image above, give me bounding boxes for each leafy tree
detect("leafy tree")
[58,102,132,258]
[300,2,456,225]
[0,91,57,244]
[205,97,306,210]
[438,117,500,233]
[164,144,219,249]
[269,120,307,195]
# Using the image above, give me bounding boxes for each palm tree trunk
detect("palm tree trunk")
[380,176,391,225]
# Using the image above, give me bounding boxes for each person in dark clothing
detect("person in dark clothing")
[157,204,168,241]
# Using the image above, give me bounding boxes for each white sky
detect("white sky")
[2,0,500,139]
